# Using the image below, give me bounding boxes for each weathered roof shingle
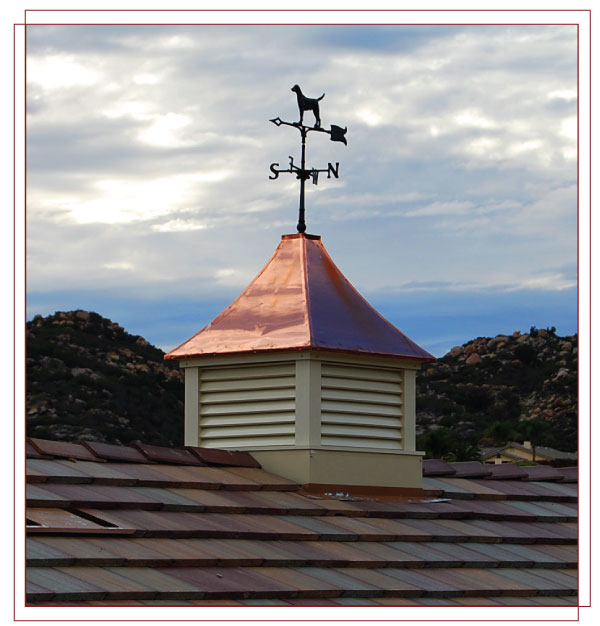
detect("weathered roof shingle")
[25,438,578,606]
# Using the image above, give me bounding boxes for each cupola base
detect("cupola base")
[249,447,424,491]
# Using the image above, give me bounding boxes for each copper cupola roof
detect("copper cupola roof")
[166,233,435,362]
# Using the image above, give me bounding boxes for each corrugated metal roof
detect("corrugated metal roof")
[25,438,577,606]
[165,234,435,362]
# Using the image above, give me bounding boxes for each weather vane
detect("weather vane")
[269,85,347,233]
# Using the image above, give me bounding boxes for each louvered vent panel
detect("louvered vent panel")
[198,363,296,448]
[320,362,403,450]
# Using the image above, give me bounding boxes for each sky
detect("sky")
[25,23,578,357]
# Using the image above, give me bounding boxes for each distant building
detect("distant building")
[481,440,577,465]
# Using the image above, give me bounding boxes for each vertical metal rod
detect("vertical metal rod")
[297,127,307,233]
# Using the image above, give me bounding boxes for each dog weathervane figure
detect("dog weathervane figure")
[269,86,347,233]
[291,84,324,128]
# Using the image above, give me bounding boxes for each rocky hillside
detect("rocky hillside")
[416,327,577,459]
[26,310,184,446]
[26,312,577,458]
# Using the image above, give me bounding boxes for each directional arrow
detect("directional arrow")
[268,88,347,234]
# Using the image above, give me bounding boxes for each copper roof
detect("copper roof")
[166,234,435,362]
[25,438,578,606]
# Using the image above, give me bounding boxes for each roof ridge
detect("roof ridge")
[27,437,261,469]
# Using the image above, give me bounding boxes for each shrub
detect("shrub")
[514,343,537,365]
[464,387,493,412]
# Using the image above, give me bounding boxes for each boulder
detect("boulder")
[71,367,97,379]
[487,336,506,350]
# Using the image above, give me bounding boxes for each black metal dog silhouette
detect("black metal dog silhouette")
[291,85,325,128]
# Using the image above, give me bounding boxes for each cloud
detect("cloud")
[103,261,134,271]
[376,268,576,294]
[454,110,497,129]
[28,54,101,90]
[403,201,475,217]
[30,172,232,225]
[25,24,577,349]
[152,219,209,233]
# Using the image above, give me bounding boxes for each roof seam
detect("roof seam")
[301,235,314,347]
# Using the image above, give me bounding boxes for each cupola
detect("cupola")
[166,232,434,492]
[165,85,435,493]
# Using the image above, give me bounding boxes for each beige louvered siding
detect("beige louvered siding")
[198,363,296,448]
[320,362,403,450]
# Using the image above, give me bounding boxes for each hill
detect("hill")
[26,310,184,446]
[416,327,577,459]
[26,311,577,458]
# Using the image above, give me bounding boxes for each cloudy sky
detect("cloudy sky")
[25,23,578,356]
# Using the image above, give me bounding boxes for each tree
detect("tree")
[447,442,482,463]
[484,420,516,446]
[518,419,548,463]
[420,428,456,459]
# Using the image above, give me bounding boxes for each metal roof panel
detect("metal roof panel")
[82,442,149,464]
[447,462,491,478]
[54,460,140,485]
[297,566,383,596]
[419,567,530,596]
[27,508,111,532]
[133,444,205,466]
[185,446,261,468]
[373,568,458,596]
[25,439,579,605]
[218,467,299,490]
[520,466,565,481]
[27,538,78,567]
[162,566,298,599]
[422,459,456,477]
[485,464,529,480]
[27,459,92,483]
[28,438,99,462]
[31,484,162,510]
[53,565,158,600]
[248,566,342,598]
[27,567,105,600]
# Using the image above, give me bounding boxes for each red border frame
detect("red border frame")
[16,9,591,622]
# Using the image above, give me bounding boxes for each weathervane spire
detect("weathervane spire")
[269,85,347,233]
